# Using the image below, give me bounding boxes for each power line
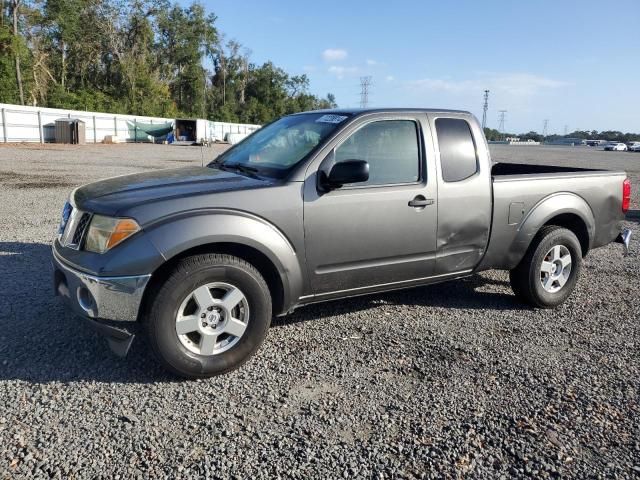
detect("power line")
[359,76,372,108]
[481,90,489,130]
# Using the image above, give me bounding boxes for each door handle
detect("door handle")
[408,196,434,208]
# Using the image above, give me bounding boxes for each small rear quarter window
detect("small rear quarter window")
[435,118,478,182]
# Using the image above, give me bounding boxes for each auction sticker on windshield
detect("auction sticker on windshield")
[316,114,348,124]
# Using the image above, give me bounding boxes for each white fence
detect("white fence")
[0,103,260,144]
[506,141,541,146]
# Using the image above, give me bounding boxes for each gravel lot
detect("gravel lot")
[0,143,638,479]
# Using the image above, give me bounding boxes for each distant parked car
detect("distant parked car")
[627,142,640,152]
[604,142,628,151]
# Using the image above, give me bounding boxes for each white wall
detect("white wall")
[206,121,260,143]
[0,103,260,143]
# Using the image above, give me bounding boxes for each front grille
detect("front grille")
[60,208,92,250]
[72,212,91,246]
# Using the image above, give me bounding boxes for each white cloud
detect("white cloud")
[408,73,570,97]
[495,73,570,96]
[328,65,359,79]
[322,48,348,62]
[366,59,387,67]
[385,75,395,82]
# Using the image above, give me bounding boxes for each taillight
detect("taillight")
[622,178,631,213]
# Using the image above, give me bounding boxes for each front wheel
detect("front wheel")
[146,254,272,379]
[509,226,582,308]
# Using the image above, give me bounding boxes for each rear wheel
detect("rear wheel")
[509,226,582,308]
[146,254,272,378]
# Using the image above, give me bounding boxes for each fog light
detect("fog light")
[77,287,96,316]
[54,270,68,297]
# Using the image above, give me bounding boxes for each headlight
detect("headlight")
[58,201,72,236]
[84,215,141,253]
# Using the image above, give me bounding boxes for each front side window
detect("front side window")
[334,120,420,186]
[435,118,478,182]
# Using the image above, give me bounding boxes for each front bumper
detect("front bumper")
[52,249,151,355]
[52,249,150,322]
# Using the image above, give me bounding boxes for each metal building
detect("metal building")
[54,118,86,144]
[0,103,260,144]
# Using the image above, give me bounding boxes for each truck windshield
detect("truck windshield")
[210,113,350,178]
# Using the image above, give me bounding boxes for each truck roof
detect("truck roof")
[292,107,473,117]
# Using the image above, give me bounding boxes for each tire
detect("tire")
[509,226,582,308]
[146,254,272,379]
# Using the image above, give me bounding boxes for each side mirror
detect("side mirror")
[322,160,369,190]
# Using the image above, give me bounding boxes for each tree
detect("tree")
[566,130,589,139]
[0,0,336,121]
[156,2,216,117]
[7,0,25,104]
[483,127,502,141]
[520,131,543,142]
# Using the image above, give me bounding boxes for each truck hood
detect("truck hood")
[73,166,275,216]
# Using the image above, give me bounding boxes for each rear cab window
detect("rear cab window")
[435,118,478,182]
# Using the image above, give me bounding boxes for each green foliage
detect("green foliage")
[47,84,121,112]
[0,0,335,122]
[519,131,543,142]
[483,127,503,141]
[575,130,639,142]
[0,13,33,104]
[485,126,640,143]
[0,26,20,103]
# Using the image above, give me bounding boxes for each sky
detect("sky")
[188,0,640,134]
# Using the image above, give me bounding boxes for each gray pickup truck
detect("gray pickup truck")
[52,108,632,378]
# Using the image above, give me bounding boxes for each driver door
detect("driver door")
[303,115,438,295]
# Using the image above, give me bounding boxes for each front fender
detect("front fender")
[507,192,595,266]
[144,210,304,313]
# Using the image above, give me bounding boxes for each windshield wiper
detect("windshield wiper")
[218,163,261,178]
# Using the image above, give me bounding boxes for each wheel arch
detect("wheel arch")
[139,212,304,319]
[541,212,590,256]
[509,193,595,267]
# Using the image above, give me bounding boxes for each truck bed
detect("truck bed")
[479,163,627,271]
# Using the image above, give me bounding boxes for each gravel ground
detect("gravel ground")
[0,143,638,479]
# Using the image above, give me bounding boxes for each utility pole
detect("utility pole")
[542,119,549,143]
[481,90,489,130]
[201,37,208,119]
[359,76,372,108]
[202,73,207,119]
[498,110,507,138]
[564,125,569,136]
